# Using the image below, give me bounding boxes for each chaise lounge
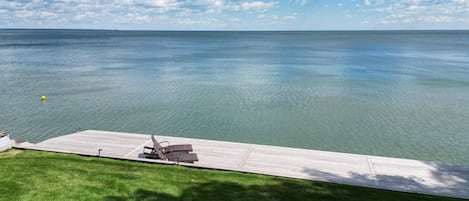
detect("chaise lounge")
[143,135,198,163]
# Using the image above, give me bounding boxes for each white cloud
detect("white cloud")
[1,0,277,29]
[39,11,57,18]
[237,1,277,12]
[418,16,454,23]
[155,15,169,20]
[454,0,469,4]
[258,14,278,20]
[1,0,233,28]
[1,1,22,8]
[374,0,469,24]
[292,0,308,6]
[178,0,225,13]
[15,11,34,18]
[283,13,297,20]
[362,0,385,6]
[147,0,179,7]
[74,12,96,21]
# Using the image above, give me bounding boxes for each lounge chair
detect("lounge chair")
[145,149,199,163]
[144,135,193,154]
[143,135,198,163]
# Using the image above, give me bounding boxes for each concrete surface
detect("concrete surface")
[13,130,469,199]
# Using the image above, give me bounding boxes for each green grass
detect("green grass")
[0,149,464,201]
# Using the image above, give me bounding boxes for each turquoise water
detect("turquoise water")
[1,30,468,164]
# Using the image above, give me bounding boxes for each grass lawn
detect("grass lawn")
[0,149,464,201]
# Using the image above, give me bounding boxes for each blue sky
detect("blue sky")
[1,0,469,30]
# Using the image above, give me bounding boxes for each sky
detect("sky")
[1,0,469,30]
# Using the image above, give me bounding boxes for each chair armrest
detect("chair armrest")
[143,146,154,154]
[159,141,170,146]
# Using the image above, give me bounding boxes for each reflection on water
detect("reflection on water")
[1,30,469,164]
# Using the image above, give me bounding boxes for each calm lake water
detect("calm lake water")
[1,30,468,164]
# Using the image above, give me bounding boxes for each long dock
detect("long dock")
[13,130,469,199]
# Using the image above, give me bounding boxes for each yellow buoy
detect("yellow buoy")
[41,96,46,101]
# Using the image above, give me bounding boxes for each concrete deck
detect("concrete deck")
[13,130,469,199]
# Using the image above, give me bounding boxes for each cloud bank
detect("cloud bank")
[1,0,468,30]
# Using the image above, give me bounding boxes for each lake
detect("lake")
[1,30,468,164]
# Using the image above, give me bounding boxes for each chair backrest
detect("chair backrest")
[151,135,167,160]
[151,135,164,150]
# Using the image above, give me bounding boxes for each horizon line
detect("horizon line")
[1,28,469,32]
